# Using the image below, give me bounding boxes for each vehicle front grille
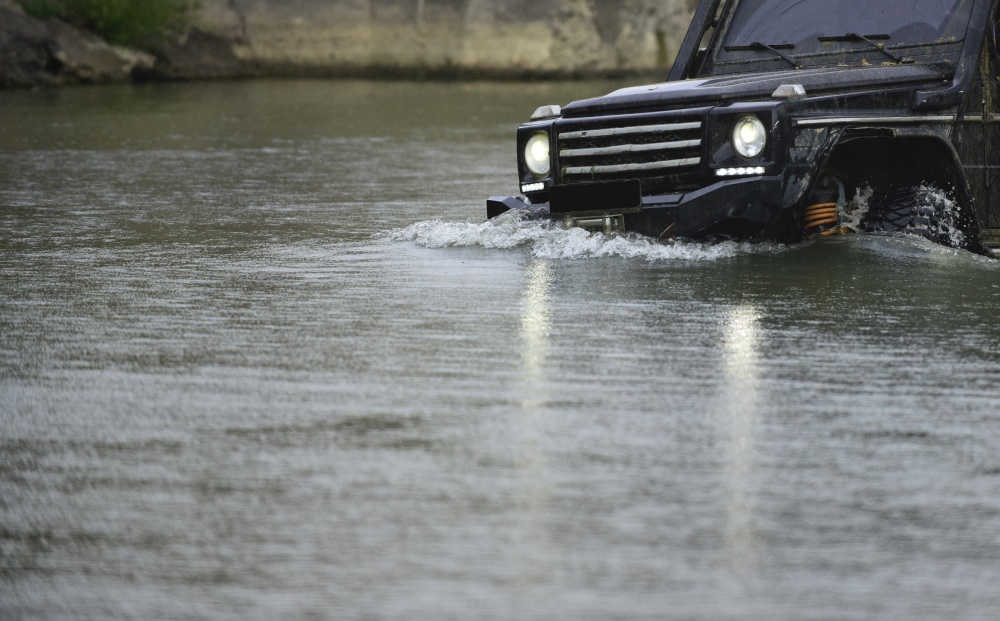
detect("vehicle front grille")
[555,113,705,194]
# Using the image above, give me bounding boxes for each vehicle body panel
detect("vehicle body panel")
[488,0,1000,254]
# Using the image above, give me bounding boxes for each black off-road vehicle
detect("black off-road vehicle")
[487,0,1000,256]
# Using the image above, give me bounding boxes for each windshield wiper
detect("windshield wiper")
[818,33,913,64]
[724,42,801,69]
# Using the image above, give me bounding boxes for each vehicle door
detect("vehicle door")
[987,17,1000,228]
[956,48,988,227]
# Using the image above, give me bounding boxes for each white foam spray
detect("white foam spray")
[385,211,782,262]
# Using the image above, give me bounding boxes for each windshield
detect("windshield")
[722,0,973,48]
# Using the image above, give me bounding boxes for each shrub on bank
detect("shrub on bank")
[17,0,190,48]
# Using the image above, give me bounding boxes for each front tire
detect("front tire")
[861,186,993,257]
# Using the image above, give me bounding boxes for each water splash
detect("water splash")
[918,184,968,249]
[385,212,778,261]
[842,185,874,231]
[851,184,969,249]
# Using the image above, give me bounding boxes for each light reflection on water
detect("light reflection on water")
[2,80,1000,621]
[721,304,762,580]
[519,259,553,403]
[514,259,554,586]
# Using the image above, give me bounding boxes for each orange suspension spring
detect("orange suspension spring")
[802,201,840,235]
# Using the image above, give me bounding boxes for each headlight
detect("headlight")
[524,133,551,177]
[732,116,766,159]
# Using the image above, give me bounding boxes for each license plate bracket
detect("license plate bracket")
[549,179,642,215]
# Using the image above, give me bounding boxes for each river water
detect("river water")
[1,80,999,620]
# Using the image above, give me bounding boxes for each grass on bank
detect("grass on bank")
[17,0,190,48]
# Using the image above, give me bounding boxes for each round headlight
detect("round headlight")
[732,116,766,159]
[524,133,551,177]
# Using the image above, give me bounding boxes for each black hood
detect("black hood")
[560,64,951,117]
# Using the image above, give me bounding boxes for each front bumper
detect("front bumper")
[488,175,788,241]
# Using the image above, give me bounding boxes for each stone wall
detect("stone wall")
[1,0,699,86]
[192,0,698,77]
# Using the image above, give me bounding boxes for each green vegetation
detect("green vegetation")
[17,0,190,48]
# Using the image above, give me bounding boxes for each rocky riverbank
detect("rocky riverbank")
[1,0,697,87]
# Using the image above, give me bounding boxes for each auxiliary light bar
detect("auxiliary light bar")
[716,166,766,177]
[521,182,545,193]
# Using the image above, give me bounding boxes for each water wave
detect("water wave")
[384,212,779,261]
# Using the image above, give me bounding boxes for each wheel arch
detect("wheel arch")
[811,129,972,207]
[805,127,992,254]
